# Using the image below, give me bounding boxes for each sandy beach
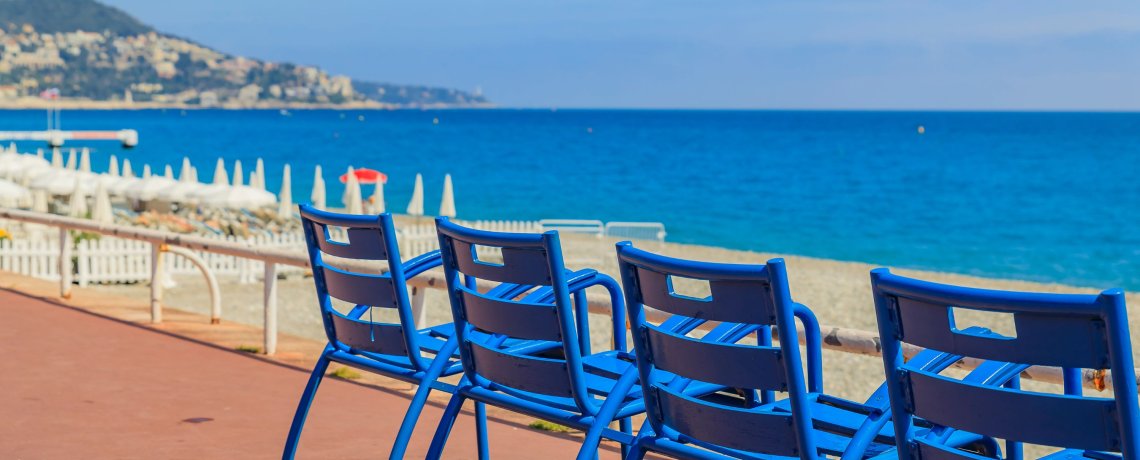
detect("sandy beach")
[94,229,1140,403]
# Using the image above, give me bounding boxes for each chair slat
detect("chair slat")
[895,297,1109,369]
[469,342,572,397]
[452,240,552,285]
[321,265,398,308]
[643,325,787,391]
[330,313,407,356]
[636,267,773,324]
[905,370,1121,452]
[654,385,799,457]
[309,222,389,260]
[459,285,562,341]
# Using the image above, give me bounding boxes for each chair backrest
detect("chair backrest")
[435,217,600,413]
[616,242,818,458]
[299,205,426,369]
[871,268,1140,459]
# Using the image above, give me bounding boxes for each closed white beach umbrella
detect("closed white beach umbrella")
[406,173,424,216]
[6,142,14,153]
[65,148,77,170]
[90,183,113,224]
[213,158,229,186]
[253,158,266,190]
[232,160,244,187]
[79,148,91,173]
[107,159,138,197]
[439,174,456,218]
[0,179,31,208]
[311,165,326,210]
[277,164,293,216]
[94,154,123,192]
[31,189,48,213]
[370,180,385,213]
[179,157,193,182]
[141,164,151,179]
[343,167,363,214]
[50,149,61,169]
[341,166,355,205]
[68,180,88,217]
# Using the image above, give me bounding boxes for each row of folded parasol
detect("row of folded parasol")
[0,143,457,220]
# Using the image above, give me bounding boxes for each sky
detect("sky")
[100,0,1140,110]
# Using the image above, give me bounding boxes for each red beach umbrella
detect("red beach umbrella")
[339,168,388,185]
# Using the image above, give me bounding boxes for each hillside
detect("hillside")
[0,0,151,35]
[0,0,489,108]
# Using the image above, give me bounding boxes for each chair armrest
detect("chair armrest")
[400,250,443,279]
[793,302,824,393]
[519,269,626,353]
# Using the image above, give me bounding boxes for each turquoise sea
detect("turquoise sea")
[1,109,1137,290]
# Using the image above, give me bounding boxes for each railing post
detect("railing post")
[58,227,71,299]
[411,286,428,327]
[76,239,89,287]
[150,243,164,324]
[264,262,278,355]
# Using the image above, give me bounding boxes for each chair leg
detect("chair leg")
[475,401,489,460]
[627,442,648,460]
[575,368,640,460]
[426,391,468,460]
[389,340,458,460]
[627,423,653,460]
[619,416,632,459]
[388,379,436,460]
[282,350,332,459]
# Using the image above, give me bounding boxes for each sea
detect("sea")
[1,109,1137,290]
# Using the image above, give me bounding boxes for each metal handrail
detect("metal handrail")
[0,208,1122,394]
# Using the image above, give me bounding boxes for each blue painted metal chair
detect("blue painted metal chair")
[616,242,882,459]
[871,268,1140,459]
[614,243,1006,459]
[285,206,536,459]
[426,218,645,460]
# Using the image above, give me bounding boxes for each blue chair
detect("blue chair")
[871,268,1140,459]
[285,206,535,459]
[618,242,921,459]
[425,218,644,460]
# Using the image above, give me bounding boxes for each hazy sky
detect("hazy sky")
[101,0,1140,110]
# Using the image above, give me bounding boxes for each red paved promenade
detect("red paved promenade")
[0,289,613,459]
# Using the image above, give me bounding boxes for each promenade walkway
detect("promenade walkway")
[0,286,615,459]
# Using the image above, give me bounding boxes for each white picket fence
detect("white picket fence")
[0,238,61,280]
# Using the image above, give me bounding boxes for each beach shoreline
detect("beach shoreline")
[0,98,496,111]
